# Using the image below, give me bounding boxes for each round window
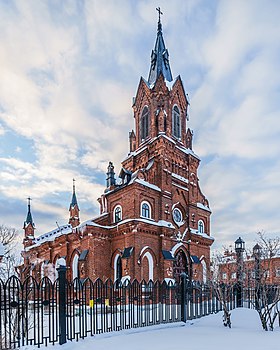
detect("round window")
[173,208,183,224]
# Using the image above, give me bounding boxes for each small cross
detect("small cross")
[73,178,76,192]
[156,7,163,23]
[27,197,32,206]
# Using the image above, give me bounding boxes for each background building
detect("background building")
[217,238,280,285]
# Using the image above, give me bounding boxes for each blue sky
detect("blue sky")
[0,0,280,250]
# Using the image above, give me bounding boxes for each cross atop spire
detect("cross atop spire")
[156,7,163,31]
[147,8,173,86]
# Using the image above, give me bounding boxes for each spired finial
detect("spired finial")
[156,7,163,31]
[73,178,76,193]
[25,196,35,228]
[156,7,163,23]
[27,197,32,207]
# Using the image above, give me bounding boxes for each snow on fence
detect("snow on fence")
[0,273,241,349]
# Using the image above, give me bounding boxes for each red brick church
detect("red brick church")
[20,14,214,284]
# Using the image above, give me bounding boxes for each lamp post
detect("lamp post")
[235,237,245,307]
[253,243,262,310]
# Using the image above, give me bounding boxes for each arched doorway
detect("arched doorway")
[173,250,189,282]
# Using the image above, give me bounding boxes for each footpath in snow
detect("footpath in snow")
[23,308,280,350]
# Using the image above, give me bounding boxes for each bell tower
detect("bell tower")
[121,9,212,252]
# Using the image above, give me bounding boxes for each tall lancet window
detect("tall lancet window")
[140,106,149,140]
[172,105,181,139]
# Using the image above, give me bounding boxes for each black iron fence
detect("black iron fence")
[0,270,251,349]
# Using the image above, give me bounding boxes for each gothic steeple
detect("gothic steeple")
[70,178,79,210]
[69,179,80,227]
[147,7,173,85]
[24,197,35,229]
[23,197,35,248]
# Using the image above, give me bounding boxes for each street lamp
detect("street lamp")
[235,237,245,253]
[235,237,245,307]
[253,244,262,285]
[253,243,262,310]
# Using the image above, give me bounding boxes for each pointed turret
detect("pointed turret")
[106,162,116,189]
[24,197,35,229]
[148,7,173,86]
[23,197,35,248]
[69,179,80,227]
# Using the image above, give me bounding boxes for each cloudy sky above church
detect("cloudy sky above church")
[0,0,279,250]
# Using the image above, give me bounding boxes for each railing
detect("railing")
[0,272,237,349]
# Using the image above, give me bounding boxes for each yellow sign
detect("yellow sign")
[105,299,110,307]
[89,299,94,308]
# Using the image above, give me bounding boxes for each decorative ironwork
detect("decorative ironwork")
[1,273,271,349]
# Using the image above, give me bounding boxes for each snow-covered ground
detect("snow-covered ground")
[23,308,280,350]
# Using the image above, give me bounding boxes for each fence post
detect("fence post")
[180,272,187,323]
[236,282,243,308]
[57,262,67,345]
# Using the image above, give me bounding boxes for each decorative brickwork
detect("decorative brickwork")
[19,16,214,284]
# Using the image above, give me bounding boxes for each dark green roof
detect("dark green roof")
[71,191,78,207]
[147,18,173,85]
[24,204,35,227]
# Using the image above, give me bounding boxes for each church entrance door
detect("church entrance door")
[173,250,188,282]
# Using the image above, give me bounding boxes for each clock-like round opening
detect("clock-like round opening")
[173,208,183,223]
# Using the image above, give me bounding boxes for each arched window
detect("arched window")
[72,253,79,280]
[141,201,151,219]
[142,251,154,281]
[140,106,149,140]
[114,254,122,282]
[198,220,205,233]
[114,205,122,223]
[201,259,207,283]
[172,105,181,138]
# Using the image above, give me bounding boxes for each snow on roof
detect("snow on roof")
[197,202,211,213]
[172,173,189,184]
[125,145,147,160]
[83,217,175,230]
[172,182,189,191]
[176,145,200,160]
[190,228,215,241]
[134,178,161,192]
[25,224,73,251]
[164,77,177,90]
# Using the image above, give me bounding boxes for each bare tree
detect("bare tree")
[211,250,236,328]
[249,232,280,331]
[0,224,21,279]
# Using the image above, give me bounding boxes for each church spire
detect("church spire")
[24,197,35,228]
[147,7,173,86]
[23,197,35,248]
[70,178,79,209]
[69,179,80,227]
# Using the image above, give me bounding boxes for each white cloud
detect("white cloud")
[0,0,279,251]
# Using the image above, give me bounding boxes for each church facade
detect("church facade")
[20,16,214,284]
